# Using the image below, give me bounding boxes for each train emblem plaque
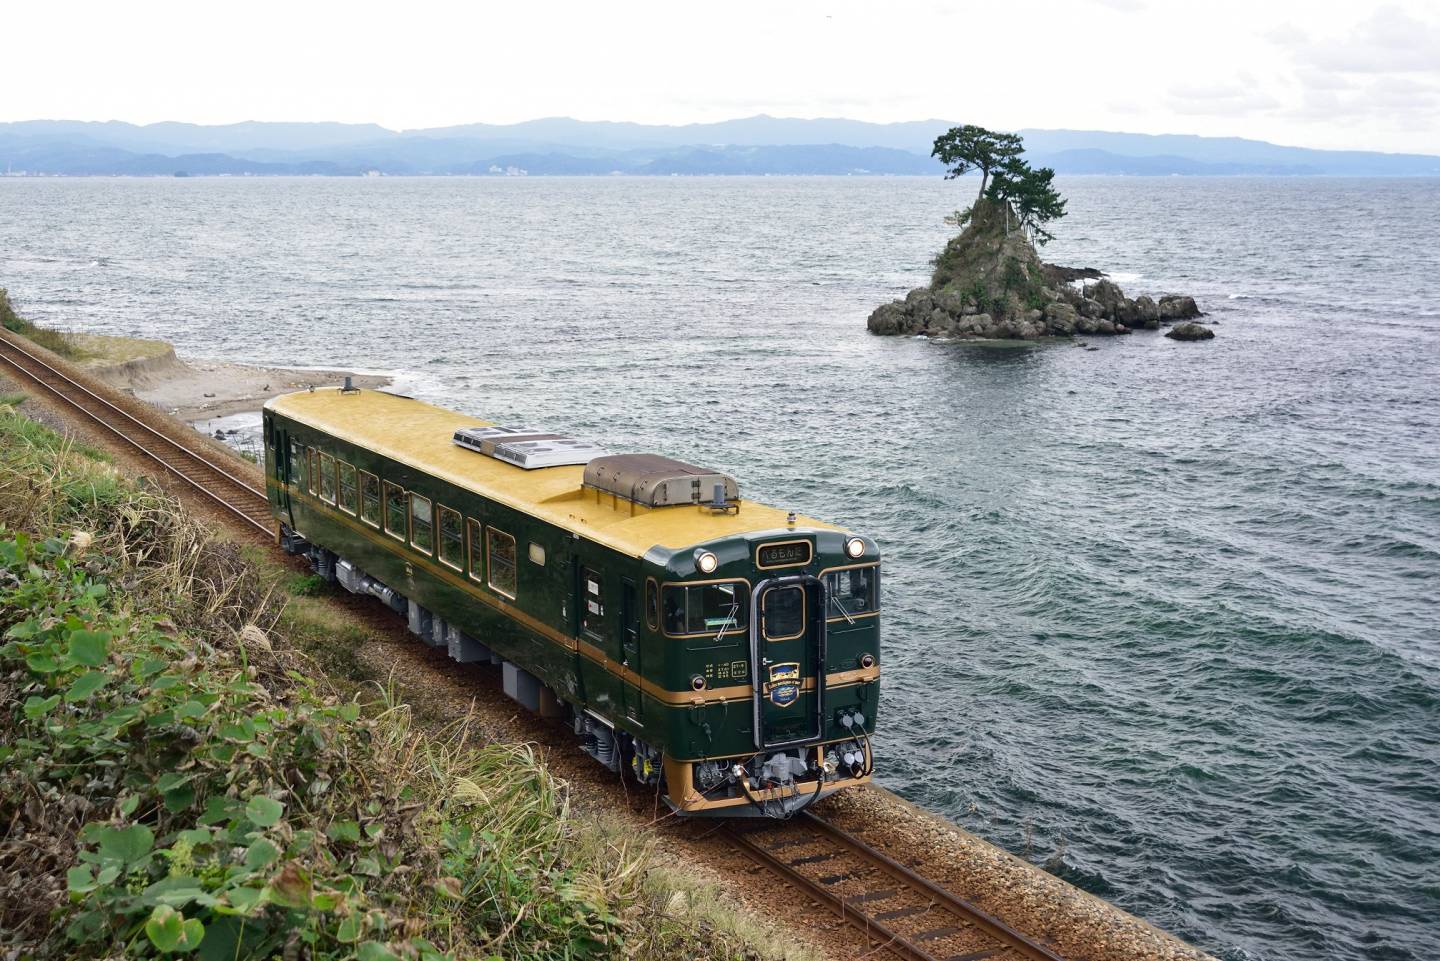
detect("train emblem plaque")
[767,662,801,707]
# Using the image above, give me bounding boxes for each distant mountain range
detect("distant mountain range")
[3,116,1438,177]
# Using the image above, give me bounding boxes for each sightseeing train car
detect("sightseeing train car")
[261,385,879,816]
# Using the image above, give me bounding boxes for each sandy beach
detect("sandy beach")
[132,358,391,419]
[69,332,391,420]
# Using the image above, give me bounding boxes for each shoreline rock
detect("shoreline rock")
[867,199,1204,342]
[1165,322,1215,341]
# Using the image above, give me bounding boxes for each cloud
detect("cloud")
[1255,5,1440,133]
[1165,80,1282,117]
[1284,4,1440,75]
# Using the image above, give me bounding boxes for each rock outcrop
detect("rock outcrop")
[1164,322,1214,341]
[867,199,1203,341]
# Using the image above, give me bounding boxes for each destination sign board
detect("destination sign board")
[757,540,812,569]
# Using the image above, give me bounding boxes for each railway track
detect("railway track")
[1,328,1071,961]
[724,811,1065,961]
[0,331,274,538]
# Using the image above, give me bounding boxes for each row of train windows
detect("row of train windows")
[646,565,879,640]
[289,442,542,600]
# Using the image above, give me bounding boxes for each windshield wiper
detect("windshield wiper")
[712,602,739,644]
[829,593,855,625]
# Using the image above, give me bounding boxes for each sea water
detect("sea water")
[2,175,1437,961]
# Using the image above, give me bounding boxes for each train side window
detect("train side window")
[383,482,407,540]
[582,568,605,640]
[466,518,484,582]
[307,449,319,495]
[410,494,434,554]
[824,566,879,618]
[437,506,463,569]
[486,527,517,599]
[645,579,659,632]
[288,441,304,486]
[337,461,358,514]
[662,582,748,637]
[359,471,381,526]
[318,453,336,504]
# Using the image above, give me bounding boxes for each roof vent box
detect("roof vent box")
[584,453,738,508]
[453,426,608,470]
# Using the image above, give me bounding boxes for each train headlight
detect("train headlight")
[844,536,866,559]
[695,550,719,574]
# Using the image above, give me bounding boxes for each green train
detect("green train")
[262,385,879,817]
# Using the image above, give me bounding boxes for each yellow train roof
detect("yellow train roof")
[266,387,838,558]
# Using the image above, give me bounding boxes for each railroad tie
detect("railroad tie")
[788,852,836,866]
[765,836,815,851]
[915,925,965,941]
[874,904,929,921]
[941,950,1003,961]
[818,870,860,885]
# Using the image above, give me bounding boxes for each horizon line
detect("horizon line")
[4,114,1437,159]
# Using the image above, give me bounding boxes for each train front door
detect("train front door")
[751,575,826,749]
[268,416,294,527]
[620,578,642,722]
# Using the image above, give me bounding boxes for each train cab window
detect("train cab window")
[486,527,517,599]
[383,482,407,540]
[581,568,605,640]
[288,441,304,486]
[466,518,484,582]
[662,582,748,637]
[762,585,806,641]
[338,461,358,514]
[437,506,463,569]
[825,566,879,618]
[360,471,381,526]
[645,579,659,632]
[318,453,337,504]
[410,494,434,554]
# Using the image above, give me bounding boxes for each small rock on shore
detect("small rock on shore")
[1164,322,1215,341]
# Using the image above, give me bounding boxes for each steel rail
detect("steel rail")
[723,810,1065,961]
[0,331,273,538]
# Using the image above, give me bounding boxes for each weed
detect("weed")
[288,572,331,597]
[0,287,92,360]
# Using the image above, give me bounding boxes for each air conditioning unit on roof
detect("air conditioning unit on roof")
[453,426,609,470]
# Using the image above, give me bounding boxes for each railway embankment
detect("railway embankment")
[0,401,794,961]
[0,317,1218,961]
[1,287,388,421]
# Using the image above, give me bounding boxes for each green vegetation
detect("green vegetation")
[0,409,784,961]
[0,286,91,360]
[931,125,1022,202]
[931,126,1067,244]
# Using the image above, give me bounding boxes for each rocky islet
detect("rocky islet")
[868,198,1207,342]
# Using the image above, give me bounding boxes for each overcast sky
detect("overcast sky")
[5,0,1439,153]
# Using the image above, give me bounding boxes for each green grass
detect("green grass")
[0,410,785,961]
[1,286,92,360]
